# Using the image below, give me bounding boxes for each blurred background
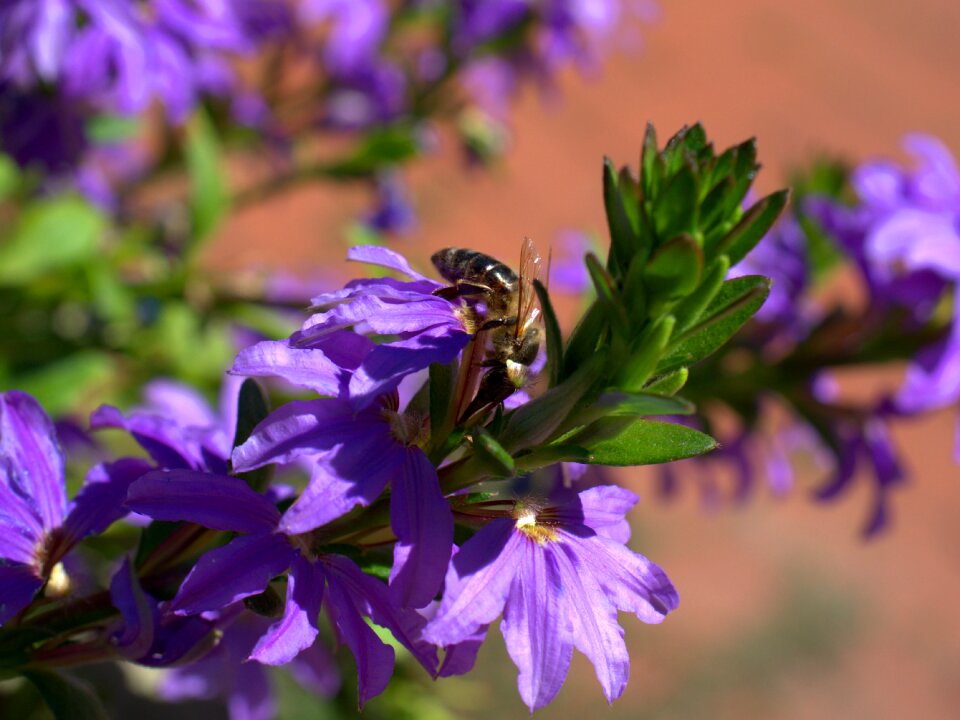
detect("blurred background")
[197,1,960,717]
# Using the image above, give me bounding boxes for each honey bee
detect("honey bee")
[432,238,544,420]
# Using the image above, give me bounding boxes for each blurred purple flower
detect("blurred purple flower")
[0,391,148,625]
[158,603,340,720]
[0,82,88,175]
[549,229,594,295]
[364,171,416,235]
[730,215,813,336]
[91,378,240,476]
[424,485,678,711]
[810,134,960,414]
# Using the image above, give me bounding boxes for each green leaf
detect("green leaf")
[577,418,717,466]
[0,154,20,200]
[592,391,695,417]
[326,124,420,177]
[533,279,562,388]
[653,162,699,241]
[644,234,704,304]
[640,123,660,199]
[644,367,689,395]
[718,189,790,265]
[18,351,117,416]
[603,157,638,274]
[0,196,105,284]
[585,252,629,339]
[470,426,515,477]
[185,109,229,242]
[23,670,108,720]
[619,315,674,391]
[232,379,270,449]
[515,444,591,471]
[659,275,771,373]
[561,301,605,381]
[232,379,272,492]
[672,255,730,332]
[499,356,600,453]
[86,114,140,143]
[429,360,456,443]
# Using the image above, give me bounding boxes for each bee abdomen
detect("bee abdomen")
[431,247,518,291]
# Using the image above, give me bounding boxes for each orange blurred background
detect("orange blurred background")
[209,2,960,717]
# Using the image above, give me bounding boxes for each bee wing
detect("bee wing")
[515,237,544,337]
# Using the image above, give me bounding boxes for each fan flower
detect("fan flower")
[0,391,148,625]
[125,471,437,706]
[231,391,454,609]
[232,245,472,408]
[423,485,678,711]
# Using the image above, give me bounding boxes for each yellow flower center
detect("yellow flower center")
[513,504,559,545]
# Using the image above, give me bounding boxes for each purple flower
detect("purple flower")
[301,0,388,74]
[91,378,237,476]
[813,416,906,538]
[0,391,148,625]
[423,486,678,711]
[730,215,814,337]
[231,391,454,609]
[125,471,438,706]
[364,172,416,236]
[0,82,89,175]
[233,245,471,408]
[549,228,595,295]
[810,134,960,414]
[158,603,340,720]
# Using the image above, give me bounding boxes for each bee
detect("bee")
[432,238,544,420]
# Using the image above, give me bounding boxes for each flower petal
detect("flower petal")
[232,399,355,472]
[170,534,294,616]
[0,391,66,532]
[0,515,40,565]
[109,555,156,659]
[554,542,629,703]
[576,485,638,543]
[227,655,276,720]
[0,562,42,626]
[501,541,573,712]
[249,555,324,665]
[348,327,469,408]
[59,458,152,554]
[324,554,438,675]
[143,379,218,428]
[388,449,453,608]
[347,245,434,282]
[324,567,395,707]
[126,470,281,533]
[288,641,341,697]
[423,519,520,646]
[90,404,197,470]
[437,624,488,678]
[571,533,679,623]
[231,340,346,395]
[279,454,390,534]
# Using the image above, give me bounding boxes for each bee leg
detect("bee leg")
[432,280,491,300]
[479,316,517,331]
[458,367,516,423]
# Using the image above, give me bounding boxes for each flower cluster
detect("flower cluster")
[669,134,960,537]
[0,0,652,214]
[0,127,787,717]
